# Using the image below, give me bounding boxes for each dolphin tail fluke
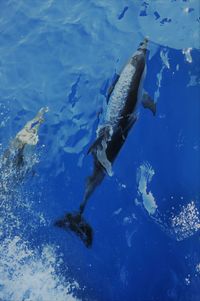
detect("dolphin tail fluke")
[54,212,93,248]
[142,92,156,116]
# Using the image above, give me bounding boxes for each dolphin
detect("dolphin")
[0,107,48,193]
[55,38,156,247]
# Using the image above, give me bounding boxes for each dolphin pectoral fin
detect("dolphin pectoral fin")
[87,125,110,155]
[97,145,113,177]
[87,136,103,155]
[142,92,156,116]
[88,137,113,176]
[106,73,120,103]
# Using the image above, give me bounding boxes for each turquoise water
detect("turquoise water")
[0,1,200,300]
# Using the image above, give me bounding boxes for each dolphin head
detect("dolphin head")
[137,37,148,52]
[130,37,148,67]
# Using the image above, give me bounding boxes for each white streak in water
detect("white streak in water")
[137,163,157,215]
[154,49,170,103]
[160,49,170,69]
[182,48,193,63]
[125,229,137,248]
[113,207,122,215]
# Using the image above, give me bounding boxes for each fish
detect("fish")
[55,38,156,247]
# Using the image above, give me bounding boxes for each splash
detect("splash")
[0,107,48,196]
[0,185,80,301]
[0,109,81,301]
[170,201,200,241]
[136,162,157,215]
[0,181,80,301]
[0,236,79,301]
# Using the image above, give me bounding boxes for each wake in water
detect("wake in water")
[0,107,48,194]
[0,236,79,301]
[0,109,79,301]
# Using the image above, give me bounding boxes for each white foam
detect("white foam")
[171,201,200,241]
[196,263,200,274]
[154,49,169,103]
[137,163,157,215]
[160,49,170,69]
[0,236,79,301]
[185,275,191,286]
[0,130,80,301]
[182,48,193,63]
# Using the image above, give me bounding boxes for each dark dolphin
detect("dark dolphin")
[55,38,156,247]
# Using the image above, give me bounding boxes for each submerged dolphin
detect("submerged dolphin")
[0,107,48,193]
[55,38,156,247]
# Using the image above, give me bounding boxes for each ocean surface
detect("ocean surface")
[0,1,200,300]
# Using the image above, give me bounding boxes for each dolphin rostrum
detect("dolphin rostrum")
[55,38,156,247]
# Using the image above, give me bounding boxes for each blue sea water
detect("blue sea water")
[0,1,200,301]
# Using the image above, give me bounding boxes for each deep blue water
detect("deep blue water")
[0,1,200,301]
